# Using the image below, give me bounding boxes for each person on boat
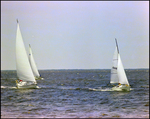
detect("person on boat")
[118,83,121,85]
[17,79,22,82]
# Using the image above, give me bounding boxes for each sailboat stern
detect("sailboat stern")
[111,84,130,91]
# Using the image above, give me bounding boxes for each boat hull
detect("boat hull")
[35,77,44,80]
[16,81,37,89]
[111,84,130,91]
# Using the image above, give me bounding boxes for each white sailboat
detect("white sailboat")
[29,44,43,80]
[110,39,130,91]
[15,19,38,89]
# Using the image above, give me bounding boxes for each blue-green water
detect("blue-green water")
[1,69,149,118]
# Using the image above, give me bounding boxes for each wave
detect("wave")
[36,86,41,89]
[1,85,41,89]
[1,85,134,91]
[1,86,17,89]
[88,87,113,91]
[130,88,134,90]
[58,86,113,91]
[88,87,134,91]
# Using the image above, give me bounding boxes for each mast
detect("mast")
[115,38,119,54]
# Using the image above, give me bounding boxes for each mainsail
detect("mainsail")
[16,20,36,82]
[29,44,40,77]
[110,47,119,83]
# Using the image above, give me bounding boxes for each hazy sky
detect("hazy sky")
[1,1,149,70]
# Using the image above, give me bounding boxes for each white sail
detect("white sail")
[29,44,40,77]
[110,47,119,83]
[117,54,129,85]
[16,22,36,82]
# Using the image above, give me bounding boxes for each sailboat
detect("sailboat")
[29,44,43,80]
[110,38,130,91]
[15,19,38,89]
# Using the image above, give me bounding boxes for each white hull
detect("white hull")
[111,84,130,91]
[16,81,37,89]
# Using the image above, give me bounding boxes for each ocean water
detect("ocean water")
[1,69,149,118]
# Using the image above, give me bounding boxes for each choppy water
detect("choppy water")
[1,69,149,118]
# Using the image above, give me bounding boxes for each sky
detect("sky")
[1,1,149,70]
